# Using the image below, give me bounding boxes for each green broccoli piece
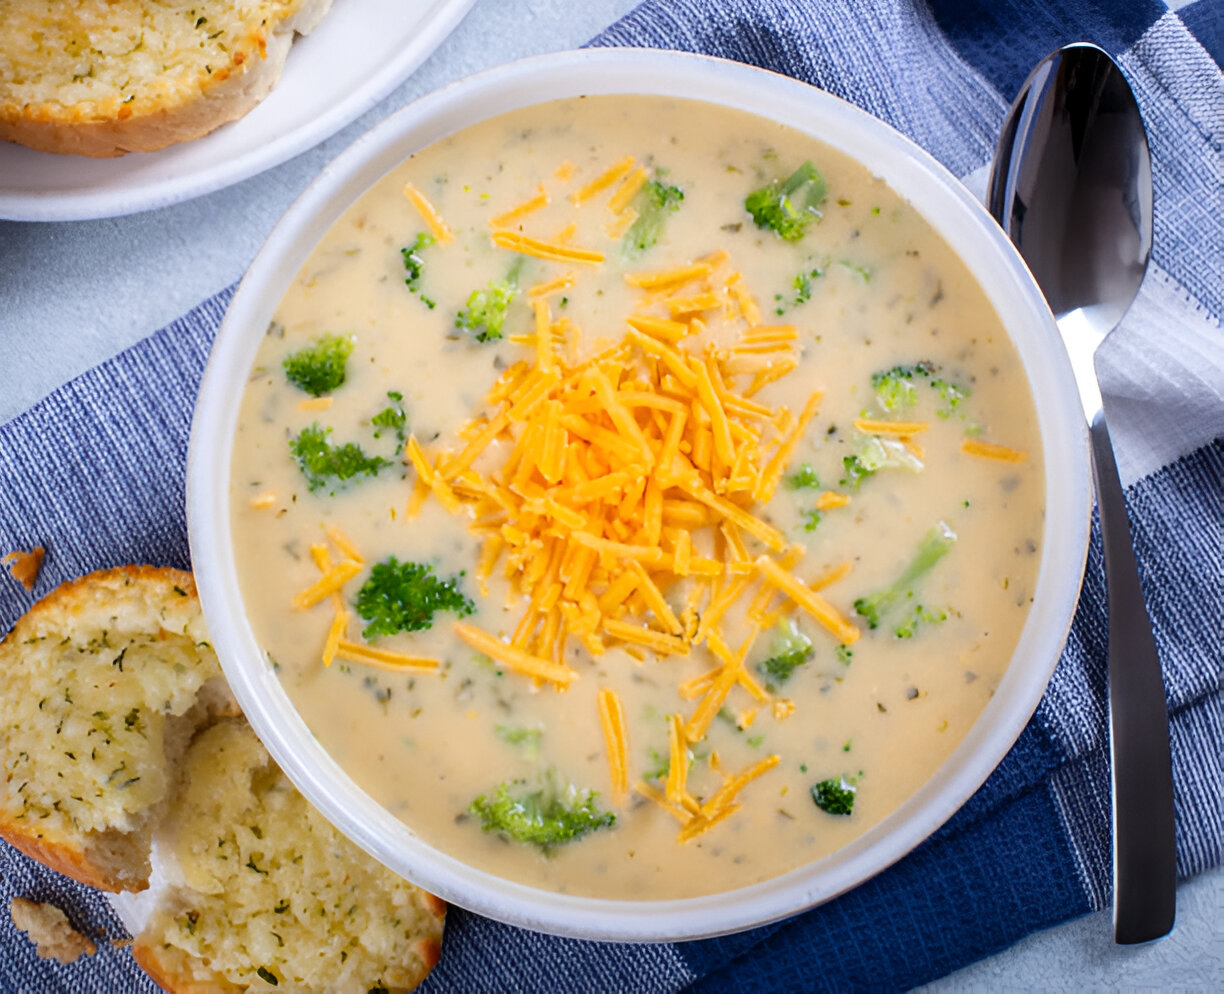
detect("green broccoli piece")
[839,454,874,490]
[869,361,969,418]
[838,435,924,489]
[835,645,854,665]
[893,604,948,639]
[456,261,523,342]
[370,390,407,445]
[853,522,957,630]
[870,363,927,413]
[786,464,821,489]
[288,424,390,492]
[355,557,474,639]
[469,770,615,852]
[811,776,856,815]
[929,376,969,418]
[401,232,436,309]
[622,179,685,259]
[774,266,826,315]
[282,335,353,397]
[745,160,829,241]
[757,619,814,686]
[801,509,822,532]
[643,747,670,782]
[792,265,824,304]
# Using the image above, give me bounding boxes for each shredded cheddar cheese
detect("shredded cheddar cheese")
[853,418,929,436]
[491,230,605,265]
[372,183,875,844]
[490,185,550,228]
[333,640,440,672]
[402,182,452,243]
[607,166,649,214]
[292,560,362,610]
[570,155,635,205]
[598,688,630,803]
[527,273,576,299]
[961,438,1028,462]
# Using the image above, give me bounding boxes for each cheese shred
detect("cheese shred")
[598,687,630,803]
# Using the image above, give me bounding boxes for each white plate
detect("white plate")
[0,0,476,222]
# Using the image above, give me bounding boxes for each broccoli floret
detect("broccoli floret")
[835,645,854,665]
[774,266,826,314]
[801,509,822,532]
[811,776,856,816]
[370,390,407,445]
[288,424,390,492]
[839,436,924,489]
[354,557,474,639]
[792,265,824,304]
[622,179,685,258]
[893,603,948,639]
[869,361,969,418]
[786,464,821,489]
[745,161,829,241]
[401,232,436,309]
[282,335,353,397]
[469,770,615,851]
[757,619,814,686]
[853,522,957,629]
[929,376,969,418]
[870,364,925,413]
[456,261,523,342]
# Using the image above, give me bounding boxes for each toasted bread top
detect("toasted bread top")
[133,719,445,993]
[0,0,332,156]
[0,565,227,891]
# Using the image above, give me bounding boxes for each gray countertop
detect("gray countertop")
[0,0,1218,987]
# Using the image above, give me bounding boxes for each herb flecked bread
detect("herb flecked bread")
[0,0,333,157]
[1,565,446,991]
[0,565,235,893]
[132,719,446,994]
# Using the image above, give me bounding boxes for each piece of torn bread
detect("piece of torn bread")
[0,565,235,892]
[9,896,98,964]
[132,718,446,994]
[0,0,333,157]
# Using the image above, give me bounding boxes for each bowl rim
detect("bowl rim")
[187,46,1092,942]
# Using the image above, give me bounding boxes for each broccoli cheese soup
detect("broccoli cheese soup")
[229,95,1044,900]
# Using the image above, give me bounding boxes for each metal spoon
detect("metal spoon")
[987,42,1176,945]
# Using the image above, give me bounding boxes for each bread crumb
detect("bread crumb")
[9,897,96,964]
[2,547,44,591]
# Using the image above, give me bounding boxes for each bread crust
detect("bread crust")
[0,564,216,892]
[0,0,332,157]
[132,939,244,994]
[3,565,446,990]
[0,817,145,894]
[0,563,196,629]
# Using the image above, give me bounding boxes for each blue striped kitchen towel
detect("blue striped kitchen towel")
[1,1,1220,991]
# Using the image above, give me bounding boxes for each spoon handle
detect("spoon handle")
[1090,411,1177,944]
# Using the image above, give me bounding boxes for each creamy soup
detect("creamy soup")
[229,96,1043,900]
